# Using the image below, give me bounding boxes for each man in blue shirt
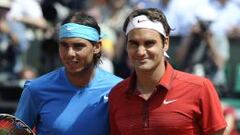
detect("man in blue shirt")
[15,11,122,135]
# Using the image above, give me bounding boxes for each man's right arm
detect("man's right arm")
[15,84,37,128]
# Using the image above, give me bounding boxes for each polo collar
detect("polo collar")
[126,61,175,95]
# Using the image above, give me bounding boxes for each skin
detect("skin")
[59,37,101,87]
[126,28,169,100]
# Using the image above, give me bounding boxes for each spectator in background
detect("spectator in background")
[5,0,47,74]
[86,4,117,73]
[40,1,62,74]
[18,65,38,87]
[130,0,210,36]
[84,0,133,78]
[175,3,230,95]
[104,0,134,78]
[103,0,132,33]
[8,0,47,29]
[109,8,227,135]
[15,11,122,135]
[210,0,240,36]
[0,0,19,80]
[99,34,116,73]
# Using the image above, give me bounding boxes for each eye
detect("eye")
[68,43,86,51]
[145,40,156,48]
[60,42,68,48]
[127,40,138,48]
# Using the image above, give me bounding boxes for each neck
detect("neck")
[66,64,96,88]
[136,62,165,94]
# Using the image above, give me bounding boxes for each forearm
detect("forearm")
[175,34,194,63]
[205,35,226,69]
[0,20,18,44]
[16,16,47,29]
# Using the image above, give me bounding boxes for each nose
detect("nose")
[136,45,146,56]
[67,46,76,56]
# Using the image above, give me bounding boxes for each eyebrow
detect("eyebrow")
[72,42,86,46]
[60,41,67,44]
[128,40,138,44]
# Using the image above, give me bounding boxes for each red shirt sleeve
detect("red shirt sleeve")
[199,78,227,134]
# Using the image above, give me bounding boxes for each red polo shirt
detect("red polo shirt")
[109,62,227,135]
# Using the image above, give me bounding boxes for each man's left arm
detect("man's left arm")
[200,79,227,134]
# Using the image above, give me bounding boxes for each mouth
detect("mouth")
[137,58,148,61]
[66,60,80,67]
[71,60,79,64]
[135,58,148,64]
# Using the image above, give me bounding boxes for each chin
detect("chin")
[66,67,83,73]
[135,62,159,71]
[135,66,153,71]
[67,69,79,74]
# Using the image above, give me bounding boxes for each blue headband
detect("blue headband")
[59,23,100,42]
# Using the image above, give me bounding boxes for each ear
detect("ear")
[93,41,102,54]
[163,36,169,52]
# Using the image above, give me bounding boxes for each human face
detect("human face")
[59,38,100,74]
[127,28,169,71]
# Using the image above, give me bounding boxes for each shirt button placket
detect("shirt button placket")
[143,101,149,128]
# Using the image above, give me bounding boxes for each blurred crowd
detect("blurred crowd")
[0,0,240,85]
[0,0,240,133]
[0,0,240,90]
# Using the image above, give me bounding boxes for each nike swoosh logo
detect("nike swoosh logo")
[163,99,177,105]
[66,27,74,31]
[103,95,108,102]
[137,19,146,23]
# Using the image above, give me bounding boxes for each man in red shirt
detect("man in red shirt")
[109,8,227,135]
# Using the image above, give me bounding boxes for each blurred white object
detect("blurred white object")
[0,0,11,9]
[193,63,205,77]
[99,57,114,73]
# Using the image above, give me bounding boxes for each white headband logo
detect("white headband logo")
[125,15,166,37]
